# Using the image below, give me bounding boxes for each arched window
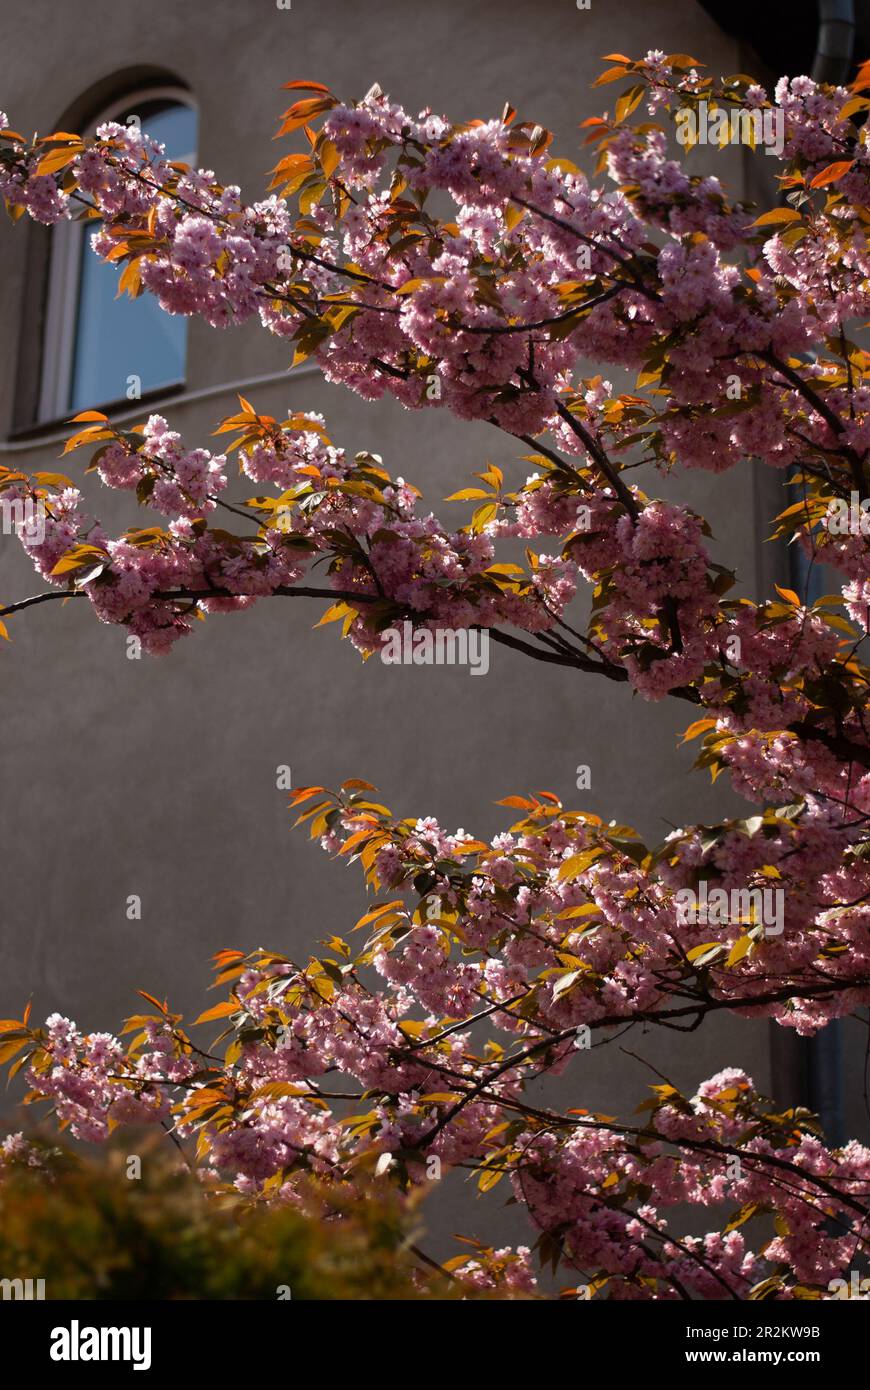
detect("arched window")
[39,88,198,422]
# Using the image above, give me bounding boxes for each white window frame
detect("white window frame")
[38,84,198,423]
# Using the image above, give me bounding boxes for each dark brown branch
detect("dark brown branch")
[760,350,867,499]
[551,398,639,519]
[0,590,88,617]
[6,586,869,770]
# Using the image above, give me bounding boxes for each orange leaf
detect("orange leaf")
[593,66,630,86]
[680,717,716,744]
[809,161,853,189]
[117,260,142,299]
[319,139,340,179]
[137,990,167,1013]
[274,97,336,139]
[212,949,245,967]
[288,786,327,807]
[339,826,378,856]
[315,601,352,628]
[281,80,333,94]
[751,208,801,228]
[62,426,115,455]
[355,900,405,929]
[35,144,82,175]
[193,1000,239,1025]
[774,584,802,606]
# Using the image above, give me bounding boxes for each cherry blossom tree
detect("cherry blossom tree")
[2,50,870,1299]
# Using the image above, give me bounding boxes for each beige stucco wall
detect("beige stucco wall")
[0,0,844,1254]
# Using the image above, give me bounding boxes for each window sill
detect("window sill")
[8,381,187,445]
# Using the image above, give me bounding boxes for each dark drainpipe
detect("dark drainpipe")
[811,0,856,82]
[791,0,855,1147]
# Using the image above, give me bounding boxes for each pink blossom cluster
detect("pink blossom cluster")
[3,55,870,1296]
[8,973,869,1298]
[0,56,867,446]
[310,785,870,1038]
[5,409,579,654]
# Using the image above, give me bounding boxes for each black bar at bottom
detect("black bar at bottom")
[0,1295,866,1376]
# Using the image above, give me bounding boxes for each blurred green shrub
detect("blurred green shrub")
[0,1135,448,1300]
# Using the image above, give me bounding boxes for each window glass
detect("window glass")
[68,101,197,412]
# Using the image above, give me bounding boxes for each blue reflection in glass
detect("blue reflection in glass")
[68,102,197,412]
